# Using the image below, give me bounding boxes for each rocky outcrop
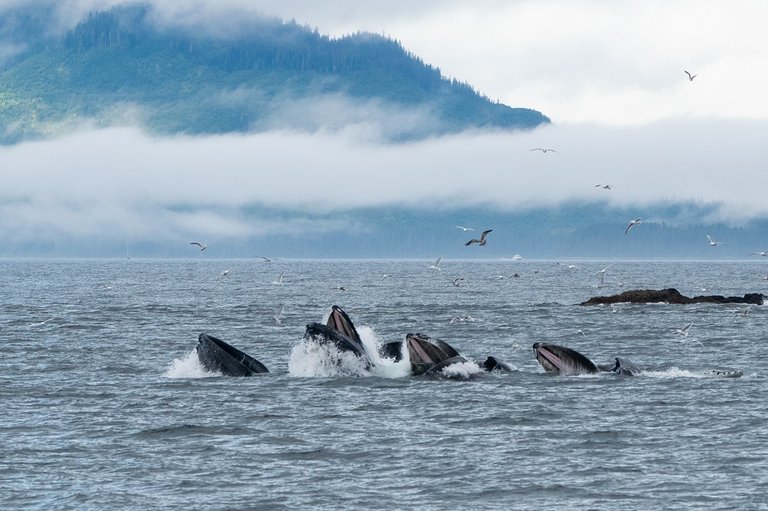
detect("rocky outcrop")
[580,288,764,306]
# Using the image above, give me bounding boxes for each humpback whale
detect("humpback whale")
[406,333,468,376]
[303,322,370,362]
[532,342,599,375]
[326,305,363,344]
[196,333,269,376]
[597,357,642,376]
[482,356,516,373]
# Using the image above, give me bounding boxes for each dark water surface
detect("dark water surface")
[2,259,767,510]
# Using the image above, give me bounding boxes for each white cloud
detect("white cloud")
[1,120,767,242]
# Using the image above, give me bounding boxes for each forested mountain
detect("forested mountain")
[0,3,549,143]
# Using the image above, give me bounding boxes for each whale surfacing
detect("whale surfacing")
[533,342,599,375]
[406,333,468,376]
[196,333,269,376]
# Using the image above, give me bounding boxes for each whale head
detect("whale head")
[532,342,599,375]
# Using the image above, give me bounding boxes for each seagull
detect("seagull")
[684,70,697,81]
[750,250,768,257]
[256,255,272,262]
[273,305,285,324]
[595,265,612,287]
[190,241,207,251]
[272,272,284,285]
[594,184,612,190]
[453,277,465,287]
[450,314,475,324]
[674,323,692,337]
[455,225,475,232]
[429,256,442,271]
[29,317,55,327]
[530,147,557,153]
[706,235,721,247]
[465,229,493,246]
[625,218,642,235]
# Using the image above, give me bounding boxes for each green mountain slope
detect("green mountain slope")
[0,4,549,142]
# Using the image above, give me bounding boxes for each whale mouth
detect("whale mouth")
[533,343,564,372]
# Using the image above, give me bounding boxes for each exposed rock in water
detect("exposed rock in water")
[580,288,764,306]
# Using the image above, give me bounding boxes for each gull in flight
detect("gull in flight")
[674,323,692,337]
[455,225,475,232]
[530,147,557,153]
[594,184,612,190]
[595,265,612,287]
[428,256,442,271]
[625,218,642,235]
[684,70,697,81]
[273,305,285,324]
[706,235,721,247]
[256,255,272,262]
[750,250,768,257]
[453,277,465,287]
[465,229,493,246]
[190,241,207,251]
[450,314,475,324]
[272,272,285,285]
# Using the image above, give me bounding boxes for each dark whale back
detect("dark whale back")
[196,333,269,376]
[406,333,464,375]
[305,322,368,359]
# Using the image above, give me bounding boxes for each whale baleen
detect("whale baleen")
[532,342,599,375]
[406,333,468,375]
[196,333,269,376]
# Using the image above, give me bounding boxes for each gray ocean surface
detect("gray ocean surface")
[2,258,767,510]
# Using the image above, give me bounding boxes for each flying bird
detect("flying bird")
[530,147,557,153]
[594,184,611,190]
[190,241,207,251]
[255,255,272,262]
[706,235,721,247]
[684,70,697,81]
[272,272,285,285]
[273,305,285,324]
[465,229,493,246]
[429,256,442,271]
[453,277,465,287]
[674,323,692,337]
[625,218,642,234]
[750,250,768,257]
[455,225,475,232]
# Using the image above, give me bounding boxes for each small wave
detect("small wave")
[358,326,411,379]
[164,350,221,378]
[642,367,744,379]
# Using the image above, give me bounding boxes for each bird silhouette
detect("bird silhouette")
[465,229,493,246]
[190,241,207,251]
[684,70,697,81]
[530,147,557,153]
[625,219,642,235]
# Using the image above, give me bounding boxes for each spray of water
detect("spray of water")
[165,349,221,378]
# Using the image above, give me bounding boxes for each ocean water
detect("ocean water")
[1,258,767,510]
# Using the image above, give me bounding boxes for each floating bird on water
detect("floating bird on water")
[465,229,493,246]
[530,147,557,153]
[625,218,642,234]
[429,256,442,271]
[706,235,721,247]
[455,225,475,232]
[684,70,697,81]
[190,241,207,251]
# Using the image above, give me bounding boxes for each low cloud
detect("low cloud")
[1,119,767,247]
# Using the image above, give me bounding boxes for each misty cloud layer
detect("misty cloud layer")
[2,119,767,245]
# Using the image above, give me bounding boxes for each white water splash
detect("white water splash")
[439,360,484,379]
[288,339,371,377]
[359,326,411,379]
[165,350,221,378]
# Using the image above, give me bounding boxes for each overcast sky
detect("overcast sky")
[2,0,767,245]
